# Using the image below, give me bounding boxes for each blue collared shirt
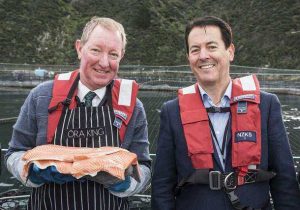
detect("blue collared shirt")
[198,82,232,170]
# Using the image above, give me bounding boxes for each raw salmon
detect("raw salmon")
[22,144,140,182]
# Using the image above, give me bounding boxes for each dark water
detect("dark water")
[1,89,300,195]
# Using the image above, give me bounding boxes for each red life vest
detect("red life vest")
[178,75,261,185]
[47,70,138,143]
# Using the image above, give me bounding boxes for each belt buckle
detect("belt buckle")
[224,172,237,190]
[209,171,221,190]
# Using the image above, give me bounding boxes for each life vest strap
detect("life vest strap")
[175,169,275,193]
[175,169,274,209]
[226,190,270,210]
[206,107,231,113]
[48,98,72,113]
[48,73,79,113]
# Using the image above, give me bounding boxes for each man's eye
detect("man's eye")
[109,53,119,59]
[190,49,200,54]
[208,46,217,50]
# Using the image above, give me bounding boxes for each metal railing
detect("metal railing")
[1,63,300,91]
[0,150,299,210]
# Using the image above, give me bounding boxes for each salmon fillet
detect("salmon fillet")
[22,144,140,181]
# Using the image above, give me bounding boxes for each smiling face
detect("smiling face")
[187,26,235,89]
[76,25,124,90]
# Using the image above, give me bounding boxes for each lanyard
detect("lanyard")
[208,115,231,164]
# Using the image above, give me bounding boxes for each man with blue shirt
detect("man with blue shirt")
[151,16,300,210]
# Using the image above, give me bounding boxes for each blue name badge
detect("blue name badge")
[113,117,122,129]
[237,101,247,114]
[235,131,256,142]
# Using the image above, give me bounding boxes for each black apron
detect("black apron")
[27,78,129,210]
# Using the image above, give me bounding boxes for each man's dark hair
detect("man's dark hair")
[185,16,233,53]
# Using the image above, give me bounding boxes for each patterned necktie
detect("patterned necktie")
[84,91,97,107]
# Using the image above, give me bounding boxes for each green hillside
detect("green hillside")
[0,0,299,69]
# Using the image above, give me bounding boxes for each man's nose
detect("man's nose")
[98,53,109,68]
[199,49,209,60]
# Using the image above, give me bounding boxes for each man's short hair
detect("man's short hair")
[80,16,127,51]
[185,16,233,53]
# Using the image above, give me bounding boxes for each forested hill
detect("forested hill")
[1,0,299,69]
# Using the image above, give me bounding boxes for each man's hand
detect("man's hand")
[28,164,77,184]
[108,176,131,192]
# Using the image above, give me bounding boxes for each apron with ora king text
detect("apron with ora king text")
[27,78,129,210]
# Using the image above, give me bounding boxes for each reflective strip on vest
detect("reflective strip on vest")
[240,75,257,91]
[118,79,133,106]
[57,72,72,80]
[182,85,196,95]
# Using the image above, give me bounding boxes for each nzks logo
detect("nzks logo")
[235,131,256,142]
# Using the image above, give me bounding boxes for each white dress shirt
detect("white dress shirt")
[198,82,232,170]
[78,81,107,106]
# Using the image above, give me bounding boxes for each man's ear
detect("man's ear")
[120,50,125,60]
[228,43,235,62]
[186,52,189,63]
[75,40,82,60]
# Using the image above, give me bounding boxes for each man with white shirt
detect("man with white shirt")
[151,16,300,210]
[6,16,151,210]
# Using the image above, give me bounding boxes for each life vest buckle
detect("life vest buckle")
[62,98,72,106]
[209,171,237,190]
[209,171,221,190]
[224,172,237,190]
